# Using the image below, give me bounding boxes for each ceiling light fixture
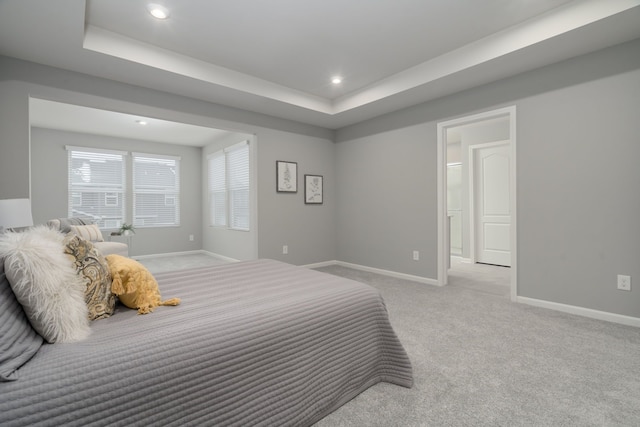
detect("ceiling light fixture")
[147,4,170,20]
[136,120,148,125]
[331,77,343,84]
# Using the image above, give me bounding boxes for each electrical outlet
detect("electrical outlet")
[412,250,420,261]
[283,245,288,255]
[189,234,194,241]
[617,274,631,291]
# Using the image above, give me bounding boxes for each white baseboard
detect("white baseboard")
[517,296,640,328]
[200,250,240,263]
[308,260,638,326]
[303,260,439,286]
[135,252,637,327]
[302,260,339,269]
[134,250,204,260]
[134,249,239,263]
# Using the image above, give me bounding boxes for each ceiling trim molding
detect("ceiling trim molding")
[84,25,333,114]
[333,0,640,114]
[84,0,640,118]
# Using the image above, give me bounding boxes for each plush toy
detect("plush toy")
[105,254,180,314]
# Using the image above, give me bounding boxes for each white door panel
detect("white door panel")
[474,143,511,267]
[482,155,510,215]
[483,223,510,252]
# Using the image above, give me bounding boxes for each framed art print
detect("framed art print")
[304,174,323,204]
[276,161,297,192]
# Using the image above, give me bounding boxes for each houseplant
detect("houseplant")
[119,223,136,236]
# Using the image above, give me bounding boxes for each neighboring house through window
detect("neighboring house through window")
[67,147,181,229]
[67,146,126,228]
[133,153,181,227]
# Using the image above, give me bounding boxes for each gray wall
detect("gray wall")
[334,39,640,318]
[336,123,437,278]
[1,38,640,319]
[257,127,336,265]
[517,68,640,317]
[30,128,203,256]
[0,55,336,266]
[0,82,30,198]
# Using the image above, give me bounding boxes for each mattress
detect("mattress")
[0,259,413,426]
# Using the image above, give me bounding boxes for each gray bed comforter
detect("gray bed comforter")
[0,259,413,426]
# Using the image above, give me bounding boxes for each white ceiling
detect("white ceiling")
[29,98,230,146]
[2,0,640,138]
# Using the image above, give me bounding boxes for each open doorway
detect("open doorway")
[437,106,517,300]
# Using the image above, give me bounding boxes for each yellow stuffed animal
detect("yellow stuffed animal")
[105,254,180,314]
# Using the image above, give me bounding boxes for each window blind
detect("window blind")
[132,153,180,227]
[67,147,126,228]
[207,141,250,231]
[227,143,250,231]
[208,151,226,227]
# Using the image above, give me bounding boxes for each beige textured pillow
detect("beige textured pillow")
[64,234,115,321]
[69,224,104,242]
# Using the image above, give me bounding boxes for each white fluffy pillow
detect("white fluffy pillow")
[0,226,90,343]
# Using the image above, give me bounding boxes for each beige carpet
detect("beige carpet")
[448,256,511,297]
[312,262,640,426]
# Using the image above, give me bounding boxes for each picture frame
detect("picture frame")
[304,174,323,204]
[276,161,297,192]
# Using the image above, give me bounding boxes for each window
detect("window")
[67,146,126,228]
[132,153,181,227]
[208,141,250,231]
[67,147,182,230]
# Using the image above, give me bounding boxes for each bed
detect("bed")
[0,258,413,426]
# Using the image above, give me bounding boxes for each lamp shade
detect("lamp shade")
[0,198,34,229]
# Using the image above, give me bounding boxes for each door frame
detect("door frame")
[468,140,510,265]
[447,162,463,257]
[436,106,517,301]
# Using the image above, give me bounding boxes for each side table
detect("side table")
[108,233,133,251]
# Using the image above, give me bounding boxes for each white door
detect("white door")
[473,143,511,267]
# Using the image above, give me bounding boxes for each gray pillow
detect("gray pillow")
[0,258,43,381]
[59,217,93,234]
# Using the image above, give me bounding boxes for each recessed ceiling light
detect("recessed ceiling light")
[147,4,170,20]
[136,120,148,125]
[331,77,343,84]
